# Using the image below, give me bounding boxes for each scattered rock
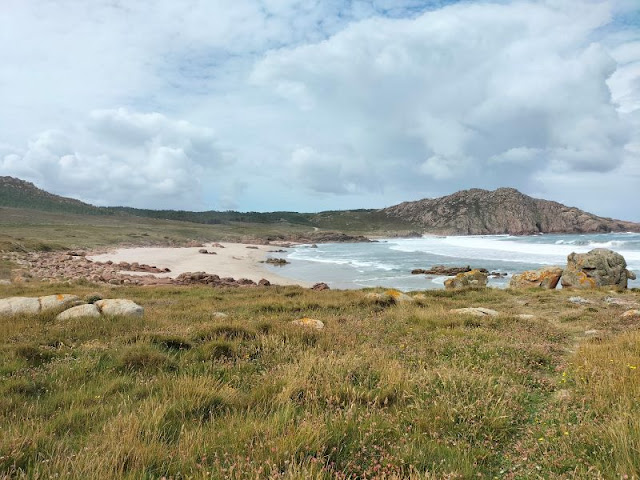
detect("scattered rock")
[568,296,594,305]
[621,309,640,319]
[604,296,638,307]
[364,292,394,304]
[0,279,11,285]
[198,249,209,254]
[561,248,634,289]
[584,329,600,336]
[311,282,330,291]
[516,314,536,320]
[509,266,563,289]
[258,278,271,286]
[56,304,101,320]
[212,312,228,319]
[291,317,324,330]
[0,297,41,316]
[444,270,488,289]
[95,299,144,317]
[310,244,318,248]
[246,246,259,249]
[211,243,225,248]
[39,294,81,312]
[450,307,499,317]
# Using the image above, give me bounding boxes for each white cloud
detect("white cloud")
[0,0,639,219]
[0,109,229,209]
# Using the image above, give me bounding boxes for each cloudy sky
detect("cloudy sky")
[1,0,639,219]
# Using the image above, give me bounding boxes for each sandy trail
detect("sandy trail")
[88,243,308,286]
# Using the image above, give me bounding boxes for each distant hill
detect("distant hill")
[0,176,108,216]
[1,176,639,235]
[383,187,640,235]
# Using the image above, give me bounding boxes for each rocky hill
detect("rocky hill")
[382,187,640,235]
[0,176,107,216]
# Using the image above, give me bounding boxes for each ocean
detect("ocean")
[266,232,640,291]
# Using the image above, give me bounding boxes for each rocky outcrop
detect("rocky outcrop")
[444,270,488,289]
[560,249,634,289]
[39,294,81,311]
[311,282,330,291]
[383,188,640,235]
[509,267,563,289]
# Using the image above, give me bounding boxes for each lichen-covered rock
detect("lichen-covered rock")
[39,294,81,312]
[444,270,488,289]
[561,249,634,289]
[509,267,563,289]
[364,292,394,304]
[0,297,41,316]
[56,304,101,320]
[95,299,144,317]
[291,317,324,330]
[621,309,640,319]
[450,307,499,317]
[384,290,414,303]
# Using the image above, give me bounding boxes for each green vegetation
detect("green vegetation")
[1,282,639,478]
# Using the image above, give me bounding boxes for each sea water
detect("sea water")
[266,232,640,291]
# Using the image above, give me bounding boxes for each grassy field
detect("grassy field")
[1,281,639,479]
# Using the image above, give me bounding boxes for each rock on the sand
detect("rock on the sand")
[56,304,101,320]
[291,317,324,330]
[0,297,41,316]
[39,294,80,312]
[509,266,563,289]
[561,248,634,289]
[95,299,144,317]
[450,307,499,317]
[444,270,488,289]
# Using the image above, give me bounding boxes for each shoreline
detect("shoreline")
[87,242,311,287]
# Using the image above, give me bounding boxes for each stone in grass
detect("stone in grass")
[449,307,499,317]
[56,304,101,320]
[39,294,80,312]
[621,309,640,319]
[568,296,594,305]
[0,297,41,316]
[365,290,414,305]
[95,299,144,317]
[516,314,536,320]
[384,290,415,303]
[212,312,228,319]
[291,317,324,330]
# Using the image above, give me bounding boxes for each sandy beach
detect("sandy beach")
[88,243,308,287]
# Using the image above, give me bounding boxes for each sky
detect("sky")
[0,0,639,220]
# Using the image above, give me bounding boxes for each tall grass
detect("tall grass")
[0,283,638,478]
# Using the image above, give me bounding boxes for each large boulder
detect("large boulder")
[95,299,144,317]
[509,266,563,289]
[56,304,101,320]
[39,294,80,312]
[0,297,41,316]
[561,248,634,289]
[444,269,488,289]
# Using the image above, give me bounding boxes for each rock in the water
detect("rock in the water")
[95,299,144,317]
[291,317,324,329]
[510,267,563,289]
[621,309,640,319]
[39,294,80,311]
[444,270,488,289]
[450,307,499,317]
[311,282,330,291]
[561,248,634,289]
[56,304,101,320]
[0,297,41,316]
[412,265,471,275]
